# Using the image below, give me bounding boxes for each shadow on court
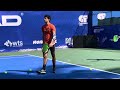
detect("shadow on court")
[76,64,91,66]
[87,59,120,61]
[0,64,120,79]
[5,64,78,74]
[106,67,120,74]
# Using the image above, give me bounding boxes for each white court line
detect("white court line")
[0,54,30,59]
[27,54,120,77]
[0,54,29,58]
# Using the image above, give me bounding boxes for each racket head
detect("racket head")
[113,35,119,42]
[42,44,49,53]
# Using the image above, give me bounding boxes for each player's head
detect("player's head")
[44,15,51,23]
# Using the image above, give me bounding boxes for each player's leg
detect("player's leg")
[43,52,48,69]
[50,45,56,73]
[37,52,48,74]
[37,44,49,74]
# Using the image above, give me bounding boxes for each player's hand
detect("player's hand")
[49,39,56,47]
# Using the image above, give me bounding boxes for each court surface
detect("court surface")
[0,51,120,79]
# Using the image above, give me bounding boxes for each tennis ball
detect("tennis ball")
[90,68,93,70]
[29,69,32,71]
[4,71,8,74]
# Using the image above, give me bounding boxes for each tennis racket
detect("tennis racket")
[42,44,49,53]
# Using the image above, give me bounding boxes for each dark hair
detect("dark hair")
[44,15,51,21]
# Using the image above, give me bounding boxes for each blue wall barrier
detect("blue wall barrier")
[0,11,89,52]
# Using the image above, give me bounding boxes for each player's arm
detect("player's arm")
[49,25,56,47]
[42,26,44,44]
[42,33,44,44]
[52,25,56,41]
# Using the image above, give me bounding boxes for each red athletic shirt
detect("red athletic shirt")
[42,23,56,44]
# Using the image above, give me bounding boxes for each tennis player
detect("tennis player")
[37,15,56,74]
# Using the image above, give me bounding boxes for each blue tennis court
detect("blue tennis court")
[0,54,120,79]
